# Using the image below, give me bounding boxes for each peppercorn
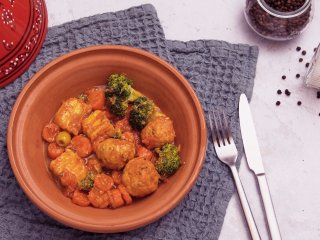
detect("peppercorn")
[302,50,307,55]
[296,46,301,51]
[317,91,320,99]
[299,58,303,62]
[264,0,306,12]
[282,75,286,80]
[306,62,310,68]
[276,101,281,106]
[277,89,282,95]
[285,89,291,96]
[297,101,302,106]
[296,74,300,78]
[246,0,311,40]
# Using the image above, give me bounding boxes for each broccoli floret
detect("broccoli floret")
[79,171,95,191]
[107,95,128,117]
[106,73,137,117]
[107,73,133,99]
[128,88,142,102]
[155,144,181,178]
[129,96,154,130]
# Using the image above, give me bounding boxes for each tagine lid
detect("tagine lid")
[0,0,48,88]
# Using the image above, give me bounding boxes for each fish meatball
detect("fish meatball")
[96,138,135,170]
[122,157,159,197]
[141,116,175,149]
[54,98,92,135]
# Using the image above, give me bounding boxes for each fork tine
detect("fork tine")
[222,110,231,144]
[215,110,227,146]
[208,112,219,146]
[212,111,223,147]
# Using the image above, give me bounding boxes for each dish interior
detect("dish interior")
[8,47,206,232]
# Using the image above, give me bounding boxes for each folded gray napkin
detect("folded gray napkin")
[0,4,258,240]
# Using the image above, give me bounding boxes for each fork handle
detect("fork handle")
[257,174,282,240]
[230,165,261,240]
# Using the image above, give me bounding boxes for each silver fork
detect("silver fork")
[209,110,261,240]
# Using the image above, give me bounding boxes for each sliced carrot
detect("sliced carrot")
[121,131,134,143]
[60,171,77,189]
[86,87,105,110]
[72,189,90,207]
[42,123,60,143]
[70,135,92,158]
[60,171,77,198]
[115,118,132,132]
[136,145,153,161]
[88,187,110,208]
[111,170,122,185]
[107,189,125,208]
[94,173,114,192]
[86,158,102,173]
[47,143,64,159]
[118,184,133,205]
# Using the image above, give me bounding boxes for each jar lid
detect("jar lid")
[0,0,48,88]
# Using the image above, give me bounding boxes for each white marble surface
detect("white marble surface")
[46,1,320,239]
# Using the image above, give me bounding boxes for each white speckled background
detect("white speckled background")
[46,1,320,239]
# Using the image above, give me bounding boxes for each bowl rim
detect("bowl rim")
[7,45,208,233]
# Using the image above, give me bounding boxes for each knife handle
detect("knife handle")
[230,165,261,240]
[257,174,282,240]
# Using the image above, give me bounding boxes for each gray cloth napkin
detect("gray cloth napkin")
[0,4,258,240]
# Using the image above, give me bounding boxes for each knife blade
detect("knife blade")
[239,94,264,175]
[239,93,282,240]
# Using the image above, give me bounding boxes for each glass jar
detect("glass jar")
[245,0,314,41]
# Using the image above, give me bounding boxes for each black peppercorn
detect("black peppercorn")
[246,0,311,40]
[317,91,320,99]
[296,46,301,51]
[299,58,303,62]
[276,101,281,106]
[277,89,282,95]
[306,62,310,68]
[297,101,302,106]
[282,75,286,80]
[296,74,300,78]
[264,0,306,12]
[302,50,307,55]
[285,89,291,96]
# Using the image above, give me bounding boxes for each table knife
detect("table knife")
[239,94,282,240]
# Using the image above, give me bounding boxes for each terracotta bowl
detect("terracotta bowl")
[7,45,207,233]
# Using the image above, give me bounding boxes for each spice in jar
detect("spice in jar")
[245,0,313,40]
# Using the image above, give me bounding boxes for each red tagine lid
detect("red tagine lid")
[0,0,47,88]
